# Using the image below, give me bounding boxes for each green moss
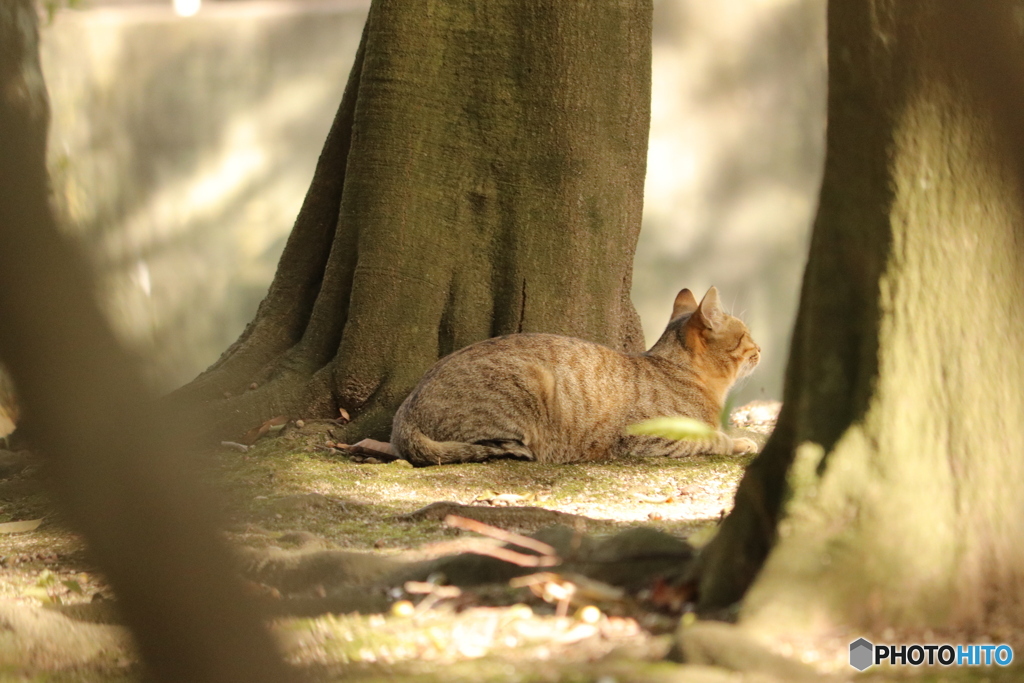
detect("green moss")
[209,434,755,551]
[0,425,760,680]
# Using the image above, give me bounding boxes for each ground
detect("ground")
[0,401,1018,681]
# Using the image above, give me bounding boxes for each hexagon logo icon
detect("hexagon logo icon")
[850,638,874,671]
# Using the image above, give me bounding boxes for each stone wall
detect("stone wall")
[635,0,825,405]
[42,0,368,388]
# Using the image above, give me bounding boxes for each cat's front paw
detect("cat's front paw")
[731,437,758,454]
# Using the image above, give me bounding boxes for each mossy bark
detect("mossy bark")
[697,0,1024,639]
[175,0,652,440]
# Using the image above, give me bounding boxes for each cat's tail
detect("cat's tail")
[393,425,532,466]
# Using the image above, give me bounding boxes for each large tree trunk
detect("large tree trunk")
[0,2,291,680]
[696,0,1024,642]
[176,0,652,441]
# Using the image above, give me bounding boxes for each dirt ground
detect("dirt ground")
[0,401,1015,682]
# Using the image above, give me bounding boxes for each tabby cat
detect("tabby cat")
[391,287,760,466]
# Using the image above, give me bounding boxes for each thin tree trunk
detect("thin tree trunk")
[697,0,1024,642]
[175,0,652,441]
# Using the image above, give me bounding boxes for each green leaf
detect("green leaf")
[22,586,52,602]
[720,395,736,430]
[62,579,84,595]
[626,416,715,441]
[0,518,42,534]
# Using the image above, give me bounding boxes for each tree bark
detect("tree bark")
[0,2,292,680]
[175,0,652,441]
[697,0,1024,641]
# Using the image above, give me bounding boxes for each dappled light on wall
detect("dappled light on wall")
[635,0,826,404]
[173,0,200,18]
[42,0,826,404]
[42,1,368,390]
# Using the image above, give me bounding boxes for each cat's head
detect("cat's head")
[648,287,760,382]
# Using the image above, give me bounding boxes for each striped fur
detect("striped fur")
[391,287,760,466]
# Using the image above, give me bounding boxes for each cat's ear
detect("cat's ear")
[671,288,699,320]
[693,286,724,330]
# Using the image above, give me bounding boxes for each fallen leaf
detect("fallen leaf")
[338,408,350,422]
[0,519,42,534]
[631,493,672,504]
[22,586,53,603]
[242,415,289,445]
[648,577,694,612]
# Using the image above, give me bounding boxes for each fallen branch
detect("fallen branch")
[404,581,462,598]
[444,514,559,557]
[461,544,560,568]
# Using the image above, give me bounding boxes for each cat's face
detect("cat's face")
[649,286,760,382]
[712,315,760,379]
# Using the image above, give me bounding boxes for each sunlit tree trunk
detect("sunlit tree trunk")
[697,0,1024,641]
[176,0,652,440]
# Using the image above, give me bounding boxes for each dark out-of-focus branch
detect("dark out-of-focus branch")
[934,2,1024,180]
[0,1,294,680]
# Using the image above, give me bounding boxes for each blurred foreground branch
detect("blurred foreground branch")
[0,1,293,680]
